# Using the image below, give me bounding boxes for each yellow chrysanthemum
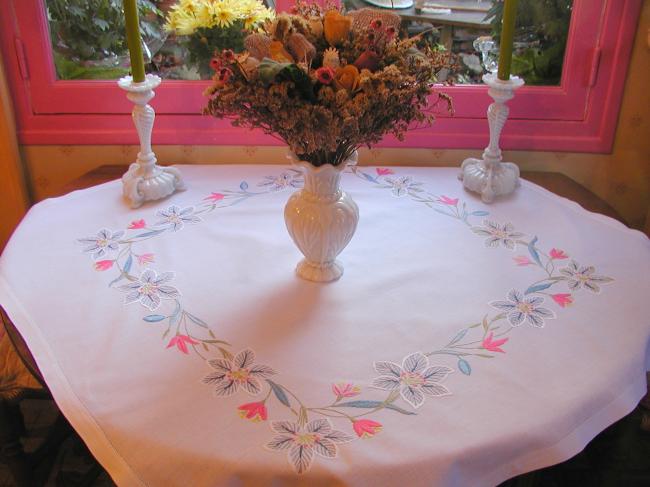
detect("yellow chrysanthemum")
[166,0,272,33]
[209,3,236,28]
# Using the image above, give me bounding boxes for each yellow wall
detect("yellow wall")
[19,2,650,230]
[0,53,28,252]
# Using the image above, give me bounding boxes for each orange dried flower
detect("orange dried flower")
[335,65,360,92]
[324,10,352,46]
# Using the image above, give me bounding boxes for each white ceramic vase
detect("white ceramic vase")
[284,152,359,283]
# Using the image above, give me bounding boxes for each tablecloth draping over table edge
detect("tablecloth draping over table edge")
[0,165,648,487]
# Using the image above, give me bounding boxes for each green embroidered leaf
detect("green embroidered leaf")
[384,403,416,415]
[219,347,234,361]
[202,339,230,345]
[336,400,383,409]
[267,380,291,408]
[527,236,543,266]
[132,229,165,239]
[449,329,468,345]
[525,282,554,294]
[337,400,416,415]
[482,315,489,332]
[123,254,133,273]
[186,312,208,328]
[202,343,209,352]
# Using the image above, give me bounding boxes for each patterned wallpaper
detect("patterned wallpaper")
[19,3,649,231]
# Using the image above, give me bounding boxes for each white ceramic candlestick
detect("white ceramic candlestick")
[118,74,185,209]
[459,73,525,203]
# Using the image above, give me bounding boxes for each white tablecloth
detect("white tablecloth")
[1,165,648,487]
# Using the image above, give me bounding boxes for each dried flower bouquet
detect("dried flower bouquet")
[205,2,453,167]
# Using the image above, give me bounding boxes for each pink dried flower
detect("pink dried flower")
[210,58,222,71]
[219,68,233,83]
[370,19,383,30]
[221,49,235,62]
[316,66,336,85]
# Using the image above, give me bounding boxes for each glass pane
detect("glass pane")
[342,0,573,86]
[46,0,276,81]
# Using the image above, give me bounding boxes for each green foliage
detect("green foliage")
[47,0,162,61]
[180,22,247,79]
[486,0,573,85]
[53,53,129,80]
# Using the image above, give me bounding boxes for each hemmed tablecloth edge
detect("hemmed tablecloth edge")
[480,370,648,487]
[0,276,147,487]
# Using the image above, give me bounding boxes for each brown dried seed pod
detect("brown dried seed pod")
[286,33,316,64]
[349,8,401,33]
[244,34,271,61]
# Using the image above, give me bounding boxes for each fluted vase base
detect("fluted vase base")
[296,259,344,283]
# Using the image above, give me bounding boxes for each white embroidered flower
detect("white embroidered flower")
[78,228,124,259]
[118,269,180,311]
[258,172,303,191]
[471,220,524,250]
[154,205,201,231]
[383,176,422,197]
[490,289,555,328]
[265,419,353,474]
[372,352,453,409]
[203,349,275,396]
[559,260,613,293]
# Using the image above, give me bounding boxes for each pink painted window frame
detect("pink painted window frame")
[0,0,641,151]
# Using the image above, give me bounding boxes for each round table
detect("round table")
[1,165,648,487]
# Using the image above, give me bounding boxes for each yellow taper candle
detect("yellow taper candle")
[497,0,519,81]
[124,0,146,83]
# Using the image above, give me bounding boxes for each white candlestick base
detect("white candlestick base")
[118,75,185,209]
[459,73,525,203]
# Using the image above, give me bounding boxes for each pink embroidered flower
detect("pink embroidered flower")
[166,334,199,354]
[204,349,276,396]
[513,256,533,266]
[137,253,155,266]
[481,332,508,353]
[352,419,382,438]
[316,66,335,85]
[438,195,459,206]
[94,260,114,271]
[205,192,225,202]
[332,382,361,399]
[128,219,146,229]
[238,401,268,422]
[376,168,394,176]
[550,248,568,260]
[551,293,573,307]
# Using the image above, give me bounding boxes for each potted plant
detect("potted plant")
[164,0,275,78]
